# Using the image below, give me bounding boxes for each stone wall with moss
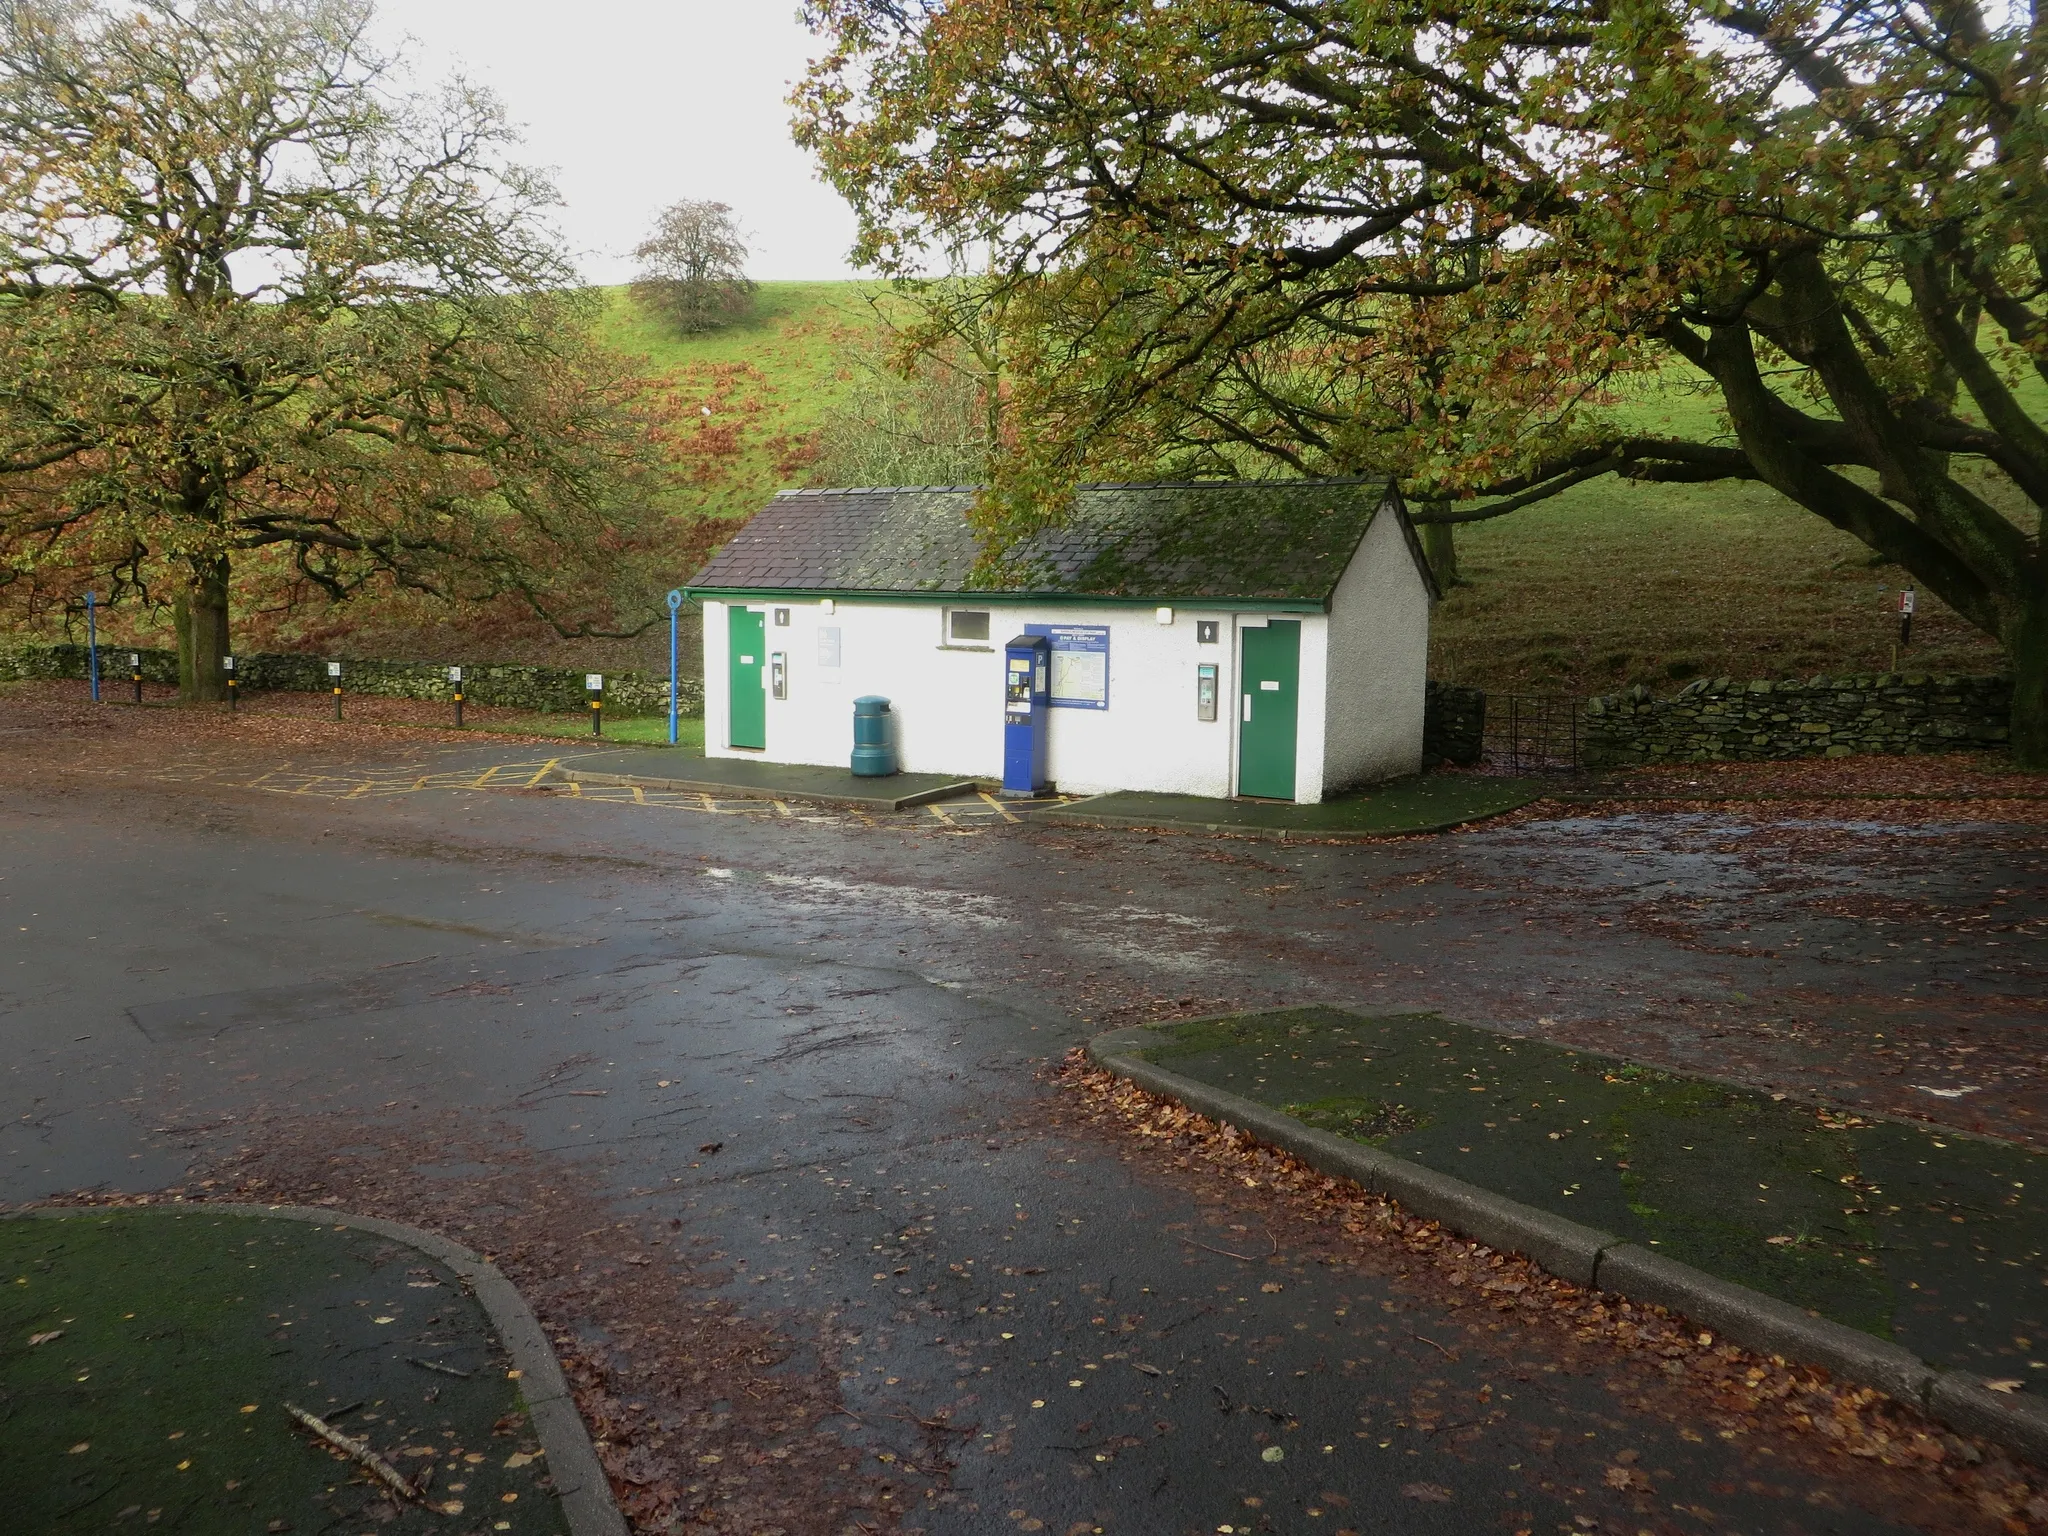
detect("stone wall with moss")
[0,643,703,717]
[1583,673,2011,766]
[1423,680,1486,766]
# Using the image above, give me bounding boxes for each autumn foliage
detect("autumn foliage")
[797,0,2048,763]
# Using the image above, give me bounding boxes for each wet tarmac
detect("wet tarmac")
[2,733,2043,1533]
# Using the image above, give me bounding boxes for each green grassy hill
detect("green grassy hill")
[1430,473,2005,697]
[620,284,2009,696]
[199,281,2012,697]
[1427,370,2011,695]
[592,280,881,523]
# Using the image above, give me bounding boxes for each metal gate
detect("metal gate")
[1484,693,1584,774]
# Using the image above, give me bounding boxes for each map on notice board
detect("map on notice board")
[1025,624,1109,709]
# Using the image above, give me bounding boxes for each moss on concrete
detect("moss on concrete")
[0,1210,567,1533]
[1142,1007,2048,1380]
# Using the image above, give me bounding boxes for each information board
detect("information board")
[1025,624,1109,709]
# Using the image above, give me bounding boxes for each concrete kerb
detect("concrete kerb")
[8,1203,627,1536]
[544,765,980,814]
[1043,803,1520,842]
[1084,1030,2048,1470]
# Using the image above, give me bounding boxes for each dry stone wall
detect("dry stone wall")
[1423,680,1486,766]
[1582,673,2011,766]
[0,642,703,717]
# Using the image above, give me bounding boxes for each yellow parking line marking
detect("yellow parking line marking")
[101,750,1029,837]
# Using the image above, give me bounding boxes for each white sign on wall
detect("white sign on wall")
[815,625,843,687]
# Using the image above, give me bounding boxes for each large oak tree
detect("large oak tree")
[796,0,2048,764]
[0,0,670,699]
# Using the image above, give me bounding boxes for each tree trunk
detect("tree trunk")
[1420,521,1460,588]
[179,555,230,703]
[2009,599,2048,770]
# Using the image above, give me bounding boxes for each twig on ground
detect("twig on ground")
[893,1411,976,1435]
[283,1402,426,1505]
[1181,1236,1261,1261]
[405,1356,472,1379]
[1412,1334,1456,1359]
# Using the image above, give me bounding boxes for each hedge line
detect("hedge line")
[0,642,705,717]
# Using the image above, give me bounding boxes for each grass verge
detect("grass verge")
[480,712,707,751]
[0,1209,562,1531]
[1138,1007,2047,1381]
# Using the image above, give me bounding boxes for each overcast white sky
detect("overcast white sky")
[371,1,863,284]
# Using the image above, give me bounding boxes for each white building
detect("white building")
[685,479,1436,803]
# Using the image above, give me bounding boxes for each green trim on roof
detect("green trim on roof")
[681,586,1327,613]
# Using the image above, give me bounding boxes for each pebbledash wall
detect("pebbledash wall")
[702,504,1429,801]
[0,642,703,717]
[706,595,1302,798]
[1582,673,2011,765]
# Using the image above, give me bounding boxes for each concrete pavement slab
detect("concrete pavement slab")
[544,746,980,811]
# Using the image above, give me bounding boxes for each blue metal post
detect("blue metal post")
[85,592,100,703]
[667,589,684,746]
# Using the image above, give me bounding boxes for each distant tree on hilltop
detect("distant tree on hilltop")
[632,201,757,335]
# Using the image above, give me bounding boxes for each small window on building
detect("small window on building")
[946,609,991,644]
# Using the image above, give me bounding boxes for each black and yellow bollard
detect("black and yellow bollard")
[449,665,464,728]
[587,673,604,736]
[328,660,342,720]
[129,652,142,704]
[224,654,237,711]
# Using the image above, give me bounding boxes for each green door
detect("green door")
[727,607,766,749]
[1237,619,1300,800]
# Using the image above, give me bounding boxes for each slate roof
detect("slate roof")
[687,479,1415,606]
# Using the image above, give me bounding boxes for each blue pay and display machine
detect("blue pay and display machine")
[1002,634,1051,796]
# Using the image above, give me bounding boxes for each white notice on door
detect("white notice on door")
[1260,679,1280,691]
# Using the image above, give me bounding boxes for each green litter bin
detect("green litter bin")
[851,695,898,777]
